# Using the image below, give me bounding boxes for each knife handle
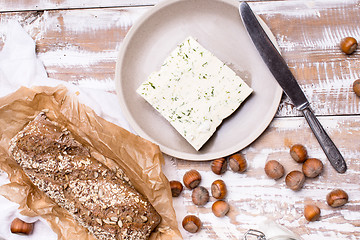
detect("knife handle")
[302,107,347,173]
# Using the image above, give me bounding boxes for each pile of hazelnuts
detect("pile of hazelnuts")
[264,144,349,222]
[340,37,360,97]
[170,153,247,233]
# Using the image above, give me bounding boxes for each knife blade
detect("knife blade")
[239,2,347,173]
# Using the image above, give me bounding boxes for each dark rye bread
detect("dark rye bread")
[9,112,161,240]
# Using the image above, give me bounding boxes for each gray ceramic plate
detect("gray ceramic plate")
[115,0,282,160]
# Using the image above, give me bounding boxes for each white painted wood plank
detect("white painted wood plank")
[0,0,158,12]
[170,115,360,239]
[0,7,151,91]
[0,1,359,117]
[251,0,360,117]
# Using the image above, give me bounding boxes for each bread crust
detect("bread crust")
[9,112,161,240]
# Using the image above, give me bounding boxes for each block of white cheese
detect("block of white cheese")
[137,36,253,151]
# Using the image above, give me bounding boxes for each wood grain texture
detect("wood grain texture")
[252,0,360,116]
[0,1,359,116]
[0,0,158,11]
[0,7,149,91]
[170,116,360,240]
[0,0,360,240]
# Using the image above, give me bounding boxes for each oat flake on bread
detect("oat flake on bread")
[9,111,161,240]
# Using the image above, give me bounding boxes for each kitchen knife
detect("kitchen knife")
[239,2,347,173]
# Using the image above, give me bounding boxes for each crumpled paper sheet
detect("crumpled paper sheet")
[0,85,182,240]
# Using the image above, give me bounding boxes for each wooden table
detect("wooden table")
[0,0,359,239]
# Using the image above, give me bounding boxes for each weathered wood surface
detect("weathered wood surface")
[0,0,158,11]
[170,116,360,239]
[0,0,263,11]
[0,0,359,239]
[1,1,359,116]
[253,0,360,117]
[1,1,359,117]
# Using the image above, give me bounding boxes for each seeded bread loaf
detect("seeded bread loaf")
[9,112,161,240]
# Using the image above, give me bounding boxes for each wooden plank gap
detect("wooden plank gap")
[0,4,155,14]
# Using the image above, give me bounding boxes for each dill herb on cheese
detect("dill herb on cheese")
[137,36,253,150]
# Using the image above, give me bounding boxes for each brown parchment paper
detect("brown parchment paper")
[0,85,182,240]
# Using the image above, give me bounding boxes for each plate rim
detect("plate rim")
[115,0,283,160]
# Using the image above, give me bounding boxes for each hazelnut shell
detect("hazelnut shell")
[326,189,349,208]
[192,186,210,206]
[290,144,308,163]
[211,179,227,199]
[182,215,201,233]
[340,37,358,54]
[212,200,230,218]
[304,204,321,222]
[285,170,305,191]
[10,218,34,235]
[183,170,201,189]
[302,158,323,178]
[353,79,360,97]
[228,153,247,172]
[169,180,183,197]
[264,160,285,179]
[211,158,227,175]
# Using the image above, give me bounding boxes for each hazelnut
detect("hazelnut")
[192,186,209,206]
[169,180,183,197]
[304,204,321,221]
[211,158,227,175]
[182,215,201,233]
[228,153,247,173]
[264,160,285,179]
[285,170,305,191]
[212,200,230,218]
[326,189,348,208]
[353,79,360,97]
[183,170,201,189]
[211,179,227,199]
[290,144,308,163]
[340,37,358,55]
[10,218,34,235]
[302,158,323,178]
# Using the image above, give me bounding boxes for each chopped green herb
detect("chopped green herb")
[149,82,155,89]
